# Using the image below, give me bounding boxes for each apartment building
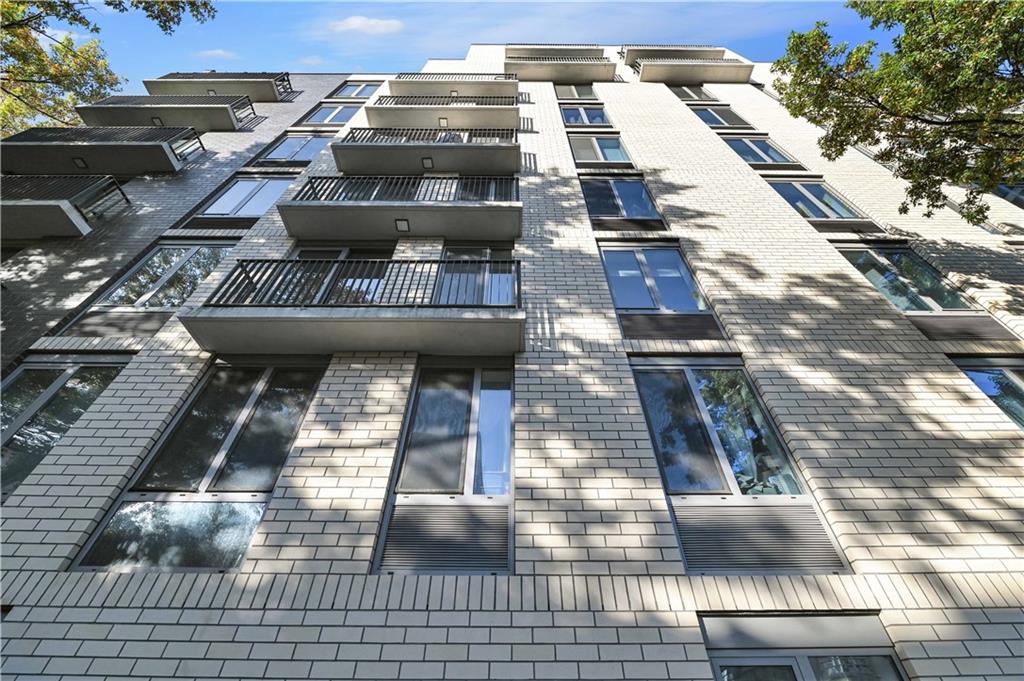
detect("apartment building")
[0,43,1021,680]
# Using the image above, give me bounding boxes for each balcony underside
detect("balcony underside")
[387,80,519,98]
[503,60,616,83]
[636,61,754,84]
[1,202,92,241]
[1,142,181,176]
[332,142,521,174]
[279,201,522,240]
[620,46,725,63]
[144,78,283,101]
[365,106,519,129]
[179,307,526,355]
[76,105,240,132]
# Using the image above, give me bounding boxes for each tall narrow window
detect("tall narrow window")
[98,242,233,309]
[2,357,126,498]
[691,106,749,127]
[770,181,861,221]
[840,247,972,312]
[581,178,661,224]
[993,182,1024,208]
[569,135,631,165]
[958,360,1024,429]
[601,246,707,313]
[77,360,324,570]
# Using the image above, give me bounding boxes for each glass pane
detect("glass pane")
[771,183,827,219]
[842,249,933,312]
[397,369,472,494]
[575,85,596,99]
[101,247,191,305]
[880,249,972,310]
[2,368,64,433]
[264,136,307,160]
[358,83,380,97]
[614,180,660,219]
[473,369,512,495]
[329,106,358,124]
[561,107,585,125]
[435,260,485,305]
[643,249,706,312]
[750,138,792,163]
[596,138,629,162]
[79,501,264,569]
[144,246,231,308]
[212,368,321,491]
[304,105,335,123]
[694,108,725,126]
[292,136,332,162]
[602,250,656,309]
[634,370,728,492]
[484,260,516,306]
[203,179,262,215]
[584,108,609,124]
[965,369,1024,429]
[236,178,292,216]
[136,367,262,491]
[716,107,749,126]
[809,656,902,681]
[725,139,763,163]
[692,369,803,495]
[994,183,1024,208]
[581,180,621,217]
[2,366,121,496]
[335,83,361,96]
[570,137,600,162]
[554,85,575,98]
[721,666,799,681]
[804,183,858,218]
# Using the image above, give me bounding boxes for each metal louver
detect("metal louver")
[673,501,845,573]
[378,505,510,574]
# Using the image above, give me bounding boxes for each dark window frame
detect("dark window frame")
[690,104,752,128]
[709,648,909,681]
[330,81,382,98]
[580,175,666,230]
[569,134,633,168]
[559,104,612,127]
[252,132,335,167]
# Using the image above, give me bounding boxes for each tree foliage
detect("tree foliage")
[773,0,1024,225]
[1,1,215,136]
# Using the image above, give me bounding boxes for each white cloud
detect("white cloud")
[298,56,325,66]
[326,16,404,35]
[195,49,240,60]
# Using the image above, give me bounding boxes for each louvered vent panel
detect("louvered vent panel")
[673,501,845,573]
[379,505,510,574]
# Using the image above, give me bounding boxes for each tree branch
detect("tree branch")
[0,85,78,126]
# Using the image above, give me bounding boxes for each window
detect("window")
[770,181,861,220]
[560,105,610,126]
[2,357,126,498]
[725,137,797,165]
[302,104,359,125]
[554,84,596,99]
[993,182,1024,208]
[581,178,661,222]
[713,652,903,681]
[199,177,293,217]
[958,360,1024,429]
[436,246,517,306]
[601,245,707,313]
[77,360,324,570]
[289,245,394,305]
[692,106,749,127]
[332,81,381,98]
[97,242,233,309]
[569,135,631,165]
[258,134,332,164]
[840,247,972,312]
[671,85,715,101]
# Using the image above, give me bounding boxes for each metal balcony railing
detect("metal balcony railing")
[158,71,293,97]
[0,175,130,217]
[394,73,517,81]
[89,95,257,120]
[506,43,599,48]
[292,175,519,203]
[504,56,611,63]
[373,95,517,107]
[2,126,205,161]
[206,259,521,308]
[635,57,744,64]
[340,128,518,145]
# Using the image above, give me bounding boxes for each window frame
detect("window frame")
[769,180,865,221]
[720,134,803,169]
[73,357,326,573]
[559,104,612,127]
[554,84,597,100]
[299,103,361,125]
[330,80,382,98]
[598,242,711,316]
[671,85,716,102]
[955,357,1024,429]
[569,134,633,167]
[253,132,334,166]
[197,175,295,218]
[710,648,909,681]
[993,182,1024,209]
[580,176,665,227]
[690,105,751,128]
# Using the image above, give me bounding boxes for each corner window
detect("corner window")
[332,81,381,98]
[99,242,233,309]
[770,181,860,220]
[2,357,127,498]
[302,104,359,125]
[200,177,293,217]
[258,134,332,164]
[581,178,660,221]
[554,84,596,100]
[725,137,796,165]
[993,182,1024,208]
[671,85,715,101]
[958,360,1024,429]
[601,246,706,313]
[840,247,972,312]
[692,105,749,127]
[77,360,325,570]
[560,105,609,126]
[569,135,631,165]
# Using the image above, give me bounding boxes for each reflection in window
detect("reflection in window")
[100,244,232,309]
[561,106,609,125]
[721,666,798,681]
[842,247,972,312]
[581,178,660,220]
[200,177,293,217]
[570,136,630,163]
[671,85,715,101]
[964,367,1024,429]
[261,135,332,163]
[554,84,596,99]
[601,246,707,312]
[725,138,795,164]
[333,81,381,98]
[692,106,749,127]
[770,182,859,220]
[809,656,902,681]
[303,104,359,124]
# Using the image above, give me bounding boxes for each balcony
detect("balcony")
[505,44,605,58]
[278,175,521,240]
[179,258,525,354]
[631,57,753,84]
[333,128,520,174]
[389,73,519,97]
[619,44,726,64]
[144,71,294,101]
[76,95,257,132]
[365,95,519,129]
[503,55,616,83]
[1,126,204,176]
[0,175,129,241]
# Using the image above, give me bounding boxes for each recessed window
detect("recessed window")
[671,85,715,101]
[601,246,706,313]
[1,358,127,498]
[993,182,1024,208]
[302,104,359,125]
[560,105,609,126]
[581,178,661,221]
[259,134,332,164]
[770,181,861,220]
[569,135,630,165]
[692,106,749,127]
[99,242,233,309]
[958,360,1024,429]
[200,177,293,217]
[724,137,797,165]
[554,84,596,100]
[332,81,381,98]
[77,361,324,570]
[840,246,972,312]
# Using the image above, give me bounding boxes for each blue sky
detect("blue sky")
[62,1,892,93]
